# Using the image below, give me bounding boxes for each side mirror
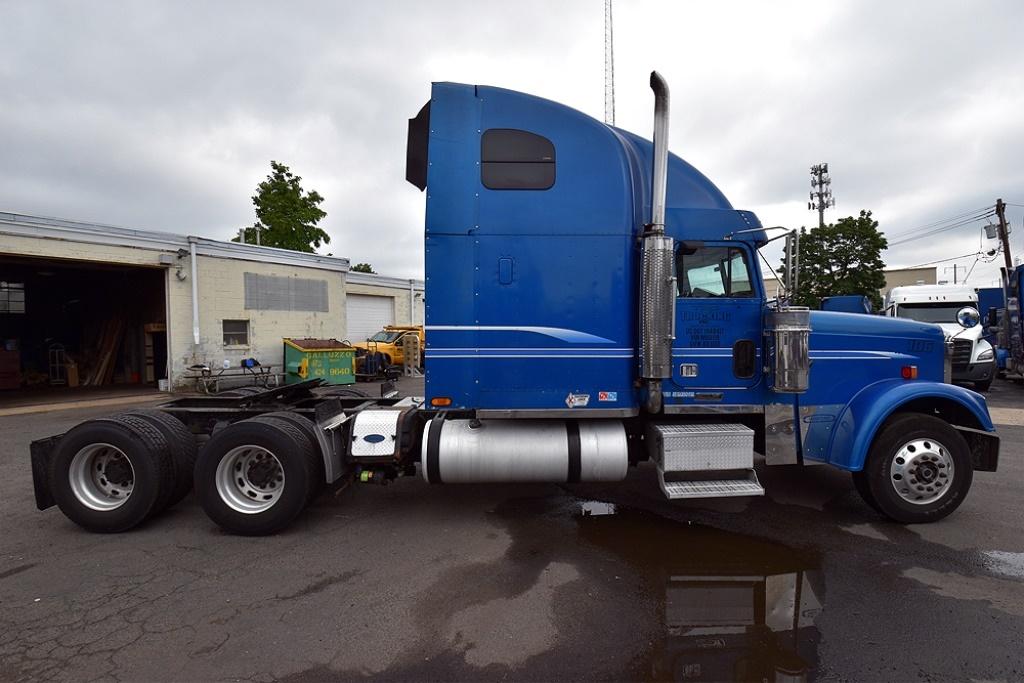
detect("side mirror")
[956,306,980,329]
[987,308,999,327]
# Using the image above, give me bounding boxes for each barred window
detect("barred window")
[0,282,25,314]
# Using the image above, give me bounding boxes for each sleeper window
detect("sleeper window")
[481,129,555,190]
[676,246,754,298]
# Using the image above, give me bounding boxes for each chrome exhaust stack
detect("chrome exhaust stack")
[640,71,675,413]
[649,71,670,231]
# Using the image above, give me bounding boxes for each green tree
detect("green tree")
[351,263,376,274]
[234,161,329,252]
[786,210,888,310]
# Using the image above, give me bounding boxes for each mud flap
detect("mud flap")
[956,426,1000,472]
[30,434,63,510]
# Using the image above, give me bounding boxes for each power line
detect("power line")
[902,243,1003,270]
[885,205,994,239]
[887,211,995,246]
[962,257,980,283]
[903,252,984,269]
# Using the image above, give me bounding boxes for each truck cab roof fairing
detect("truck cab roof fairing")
[410,82,758,239]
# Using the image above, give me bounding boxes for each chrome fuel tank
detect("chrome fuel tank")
[420,419,628,484]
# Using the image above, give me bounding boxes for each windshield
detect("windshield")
[368,331,401,342]
[895,303,969,324]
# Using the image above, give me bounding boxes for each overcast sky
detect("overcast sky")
[2,0,1023,286]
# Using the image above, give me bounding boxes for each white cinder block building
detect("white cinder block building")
[0,212,423,392]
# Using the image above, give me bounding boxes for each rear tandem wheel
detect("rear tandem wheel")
[193,417,321,535]
[48,415,176,533]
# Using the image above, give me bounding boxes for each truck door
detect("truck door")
[671,243,763,396]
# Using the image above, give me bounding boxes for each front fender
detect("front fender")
[828,379,994,471]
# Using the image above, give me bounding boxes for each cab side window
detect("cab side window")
[676,246,754,298]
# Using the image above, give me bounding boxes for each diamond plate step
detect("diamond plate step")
[649,423,755,472]
[657,467,765,500]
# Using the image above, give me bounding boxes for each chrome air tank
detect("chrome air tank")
[420,419,628,484]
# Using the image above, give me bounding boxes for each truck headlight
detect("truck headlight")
[977,348,994,362]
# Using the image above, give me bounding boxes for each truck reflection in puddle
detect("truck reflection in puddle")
[574,502,823,682]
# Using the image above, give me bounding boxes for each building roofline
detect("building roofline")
[346,270,424,290]
[0,210,350,273]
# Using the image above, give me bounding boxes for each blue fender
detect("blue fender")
[827,379,995,471]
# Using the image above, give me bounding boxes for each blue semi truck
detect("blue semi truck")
[30,74,1000,535]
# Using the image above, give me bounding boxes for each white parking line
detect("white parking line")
[990,407,1024,427]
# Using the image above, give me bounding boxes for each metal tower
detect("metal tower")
[808,163,835,228]
[604,0,615,126]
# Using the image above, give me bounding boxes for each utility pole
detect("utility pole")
[809,163,835,229]
[603,0,615,126]
[943,263,959,284]
[995,198,1014,291]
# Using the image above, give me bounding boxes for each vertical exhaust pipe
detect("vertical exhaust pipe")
[649,71,669,233]
[640,71,675,414]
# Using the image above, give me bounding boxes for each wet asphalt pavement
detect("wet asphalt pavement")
[1,378,1023,682]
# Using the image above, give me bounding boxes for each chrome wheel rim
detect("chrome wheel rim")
[215,445,285,514]
[889,437,954,505]
[69,443,135,511]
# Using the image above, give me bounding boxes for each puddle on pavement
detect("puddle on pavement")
[982,550,1024,579]
[579,500,618,516]
[572,499,823,682]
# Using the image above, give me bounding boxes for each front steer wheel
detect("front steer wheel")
[856,413,973,524]
[194,418,319,535]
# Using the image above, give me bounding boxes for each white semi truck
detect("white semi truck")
[885,284,996,391]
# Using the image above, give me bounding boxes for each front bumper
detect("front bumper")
[953,359,996,383]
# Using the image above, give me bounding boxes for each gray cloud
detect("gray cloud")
[2,0,1022,284]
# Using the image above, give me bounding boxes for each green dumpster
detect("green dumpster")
[283,338,355,385]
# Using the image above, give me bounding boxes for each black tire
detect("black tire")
[125,409,198,507]
[861,413,973,524]
[319,387,370,398]
[252,412,325,502]
[48,416,175,533]
[975,378,992,392]
[194,418,317,535]
[223,386,264,397]
[851,469,882,513]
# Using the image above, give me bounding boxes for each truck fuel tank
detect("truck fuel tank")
[420,419,628,484]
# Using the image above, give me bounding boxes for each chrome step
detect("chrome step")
[657,468,765,500]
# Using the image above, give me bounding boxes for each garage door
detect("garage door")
[347,294,394,341]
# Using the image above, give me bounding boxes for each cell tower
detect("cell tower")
[808,163,835,228]
[604,0,615,126]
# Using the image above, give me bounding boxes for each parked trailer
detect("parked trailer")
[30,74,1000,535]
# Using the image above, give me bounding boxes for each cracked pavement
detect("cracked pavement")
[1,379,1023,681]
